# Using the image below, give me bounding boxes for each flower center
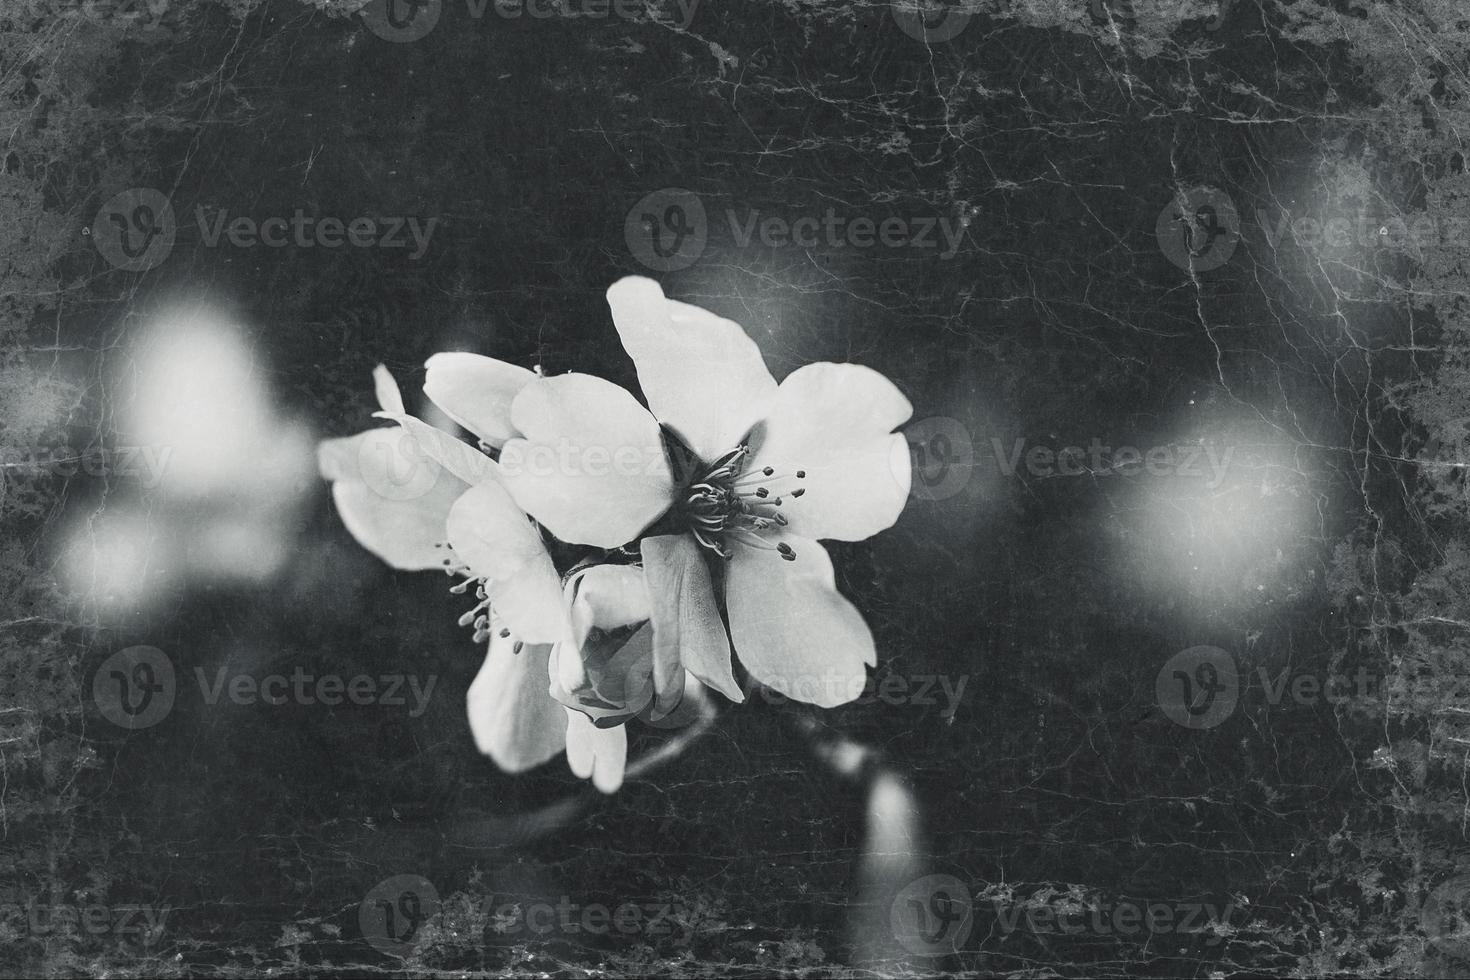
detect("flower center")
[680,444,806,562]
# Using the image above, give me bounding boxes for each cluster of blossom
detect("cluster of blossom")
[319,277,912,791]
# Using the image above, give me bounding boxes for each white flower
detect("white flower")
[318,361,639,786]
[494,277,913,708]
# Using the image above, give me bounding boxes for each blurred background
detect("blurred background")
[1,0,1466,976]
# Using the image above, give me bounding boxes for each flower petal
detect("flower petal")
[372,363,406,415]
[747,363,913,542]
[446,482,568,644]
[318,428,466,570]
[567,563,651,639]
[424,352,536,449]
[564,707,627,793]
[498,373,673,549]
[550,623,655,725]
[373,410,501,488]
[725,532,876,707]
[640,534,742,706]
[467,629,566,773]
[607,277,778,463]
[549,565,657,723]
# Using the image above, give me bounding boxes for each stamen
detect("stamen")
[681,449,808,560]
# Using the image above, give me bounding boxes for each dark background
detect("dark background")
[1,0,1461,976]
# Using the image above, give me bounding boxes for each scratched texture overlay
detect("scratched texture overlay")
[2,0,1470,977]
